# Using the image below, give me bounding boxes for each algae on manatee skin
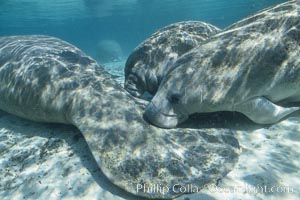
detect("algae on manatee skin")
[119,159,146,178]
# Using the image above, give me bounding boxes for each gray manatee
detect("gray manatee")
[95,39,123,63]
[145,0,300,128]
[124,21,221,100]
[0,35,239,199]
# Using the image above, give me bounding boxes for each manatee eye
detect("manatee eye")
[168,92,182,104]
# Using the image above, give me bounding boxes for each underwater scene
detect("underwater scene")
[0,0,299,200]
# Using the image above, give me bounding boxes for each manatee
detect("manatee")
[95,39,124,63]
[144,0,300,128]
[124,21,221,100]
[0,35,239,199]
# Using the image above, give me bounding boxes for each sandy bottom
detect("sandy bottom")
[0,62,299,200]
[101,60,125,85]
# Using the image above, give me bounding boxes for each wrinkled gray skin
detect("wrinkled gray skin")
[0,35,239,199]
[145,0,300,128]
[125,21,221,100]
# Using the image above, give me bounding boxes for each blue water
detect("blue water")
[0,0,288,60]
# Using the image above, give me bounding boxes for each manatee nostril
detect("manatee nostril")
[168,92,182,104]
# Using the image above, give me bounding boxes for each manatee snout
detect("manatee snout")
[144,101,188,128]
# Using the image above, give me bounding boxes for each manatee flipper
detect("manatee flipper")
[234,97,299,124]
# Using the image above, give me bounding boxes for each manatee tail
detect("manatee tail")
[68,85,240,199]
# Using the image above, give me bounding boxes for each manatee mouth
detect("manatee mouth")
[144,101,188,129]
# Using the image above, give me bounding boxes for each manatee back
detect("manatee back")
[0,35,100,123]
[124,21,221,99]
[163,1,300,105]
